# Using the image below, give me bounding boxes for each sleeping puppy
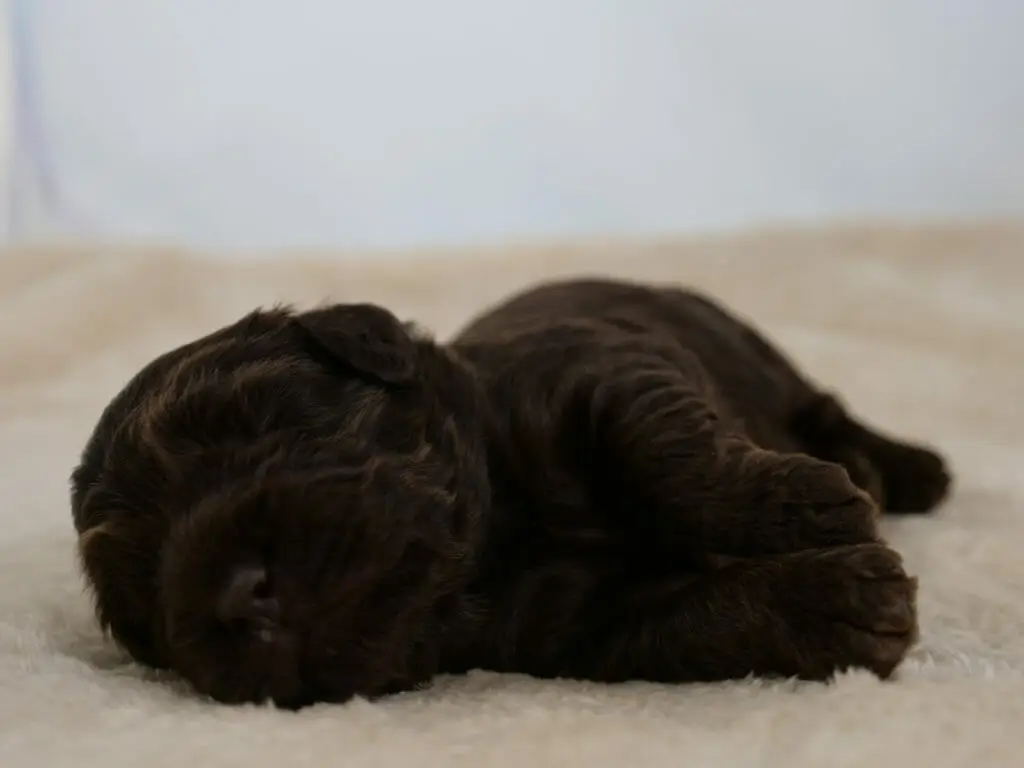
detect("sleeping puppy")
[70,278,951,708]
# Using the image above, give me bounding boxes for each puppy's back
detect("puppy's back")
[452,278,814,451]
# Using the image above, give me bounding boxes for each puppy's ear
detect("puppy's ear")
[296,303,418,384]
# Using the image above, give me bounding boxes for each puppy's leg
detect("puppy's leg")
[695,433,883,557]
[732,305,950,513]
[791,393,952,513]
[669,290,951,514]
[595,351,879,557]
[561,543,918,684]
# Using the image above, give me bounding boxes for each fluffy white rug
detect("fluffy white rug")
[2,224,1023,767]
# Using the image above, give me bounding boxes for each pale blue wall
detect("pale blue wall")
[9,1,1024,255]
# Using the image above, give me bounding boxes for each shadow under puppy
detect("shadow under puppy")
[71,278,951,708]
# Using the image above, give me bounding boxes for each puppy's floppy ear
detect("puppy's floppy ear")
[295,303,418,384]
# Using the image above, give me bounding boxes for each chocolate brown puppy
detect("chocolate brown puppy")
[71,278,950,707]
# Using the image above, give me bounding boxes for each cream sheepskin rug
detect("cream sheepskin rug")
[1,224,1022,767]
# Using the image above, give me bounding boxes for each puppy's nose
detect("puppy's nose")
[217,565,280,632]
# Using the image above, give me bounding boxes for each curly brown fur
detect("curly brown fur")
[70,279,951,707]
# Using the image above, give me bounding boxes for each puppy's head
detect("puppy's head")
[70,303,489,707]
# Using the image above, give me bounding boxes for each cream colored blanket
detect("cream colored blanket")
[1,225,1022,767]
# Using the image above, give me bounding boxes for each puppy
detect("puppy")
[70,278,950,707]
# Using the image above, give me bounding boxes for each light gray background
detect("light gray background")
[8,1,1024,255]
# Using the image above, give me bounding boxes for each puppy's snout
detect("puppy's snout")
[217,565,280,637]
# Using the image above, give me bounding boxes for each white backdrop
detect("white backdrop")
[0,2,12,240]
[7,1,1024,256]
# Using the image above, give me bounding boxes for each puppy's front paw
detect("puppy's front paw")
[749,455,881,553]
[787,544,918,680]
